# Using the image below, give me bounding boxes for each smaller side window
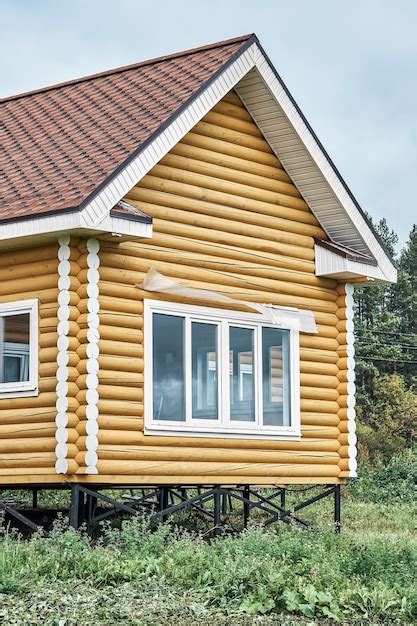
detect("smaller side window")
[0,299,38,398]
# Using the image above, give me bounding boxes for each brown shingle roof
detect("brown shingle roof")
[1,35,253,223]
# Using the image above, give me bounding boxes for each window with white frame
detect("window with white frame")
[144,300,300,439]
[0,299,38,398]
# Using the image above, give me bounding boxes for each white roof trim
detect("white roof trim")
[314,242,385,281]
[0,210,152,251]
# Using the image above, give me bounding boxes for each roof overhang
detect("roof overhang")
[0,36,397,284]
[314,239,385,282]
[0,206,152,251]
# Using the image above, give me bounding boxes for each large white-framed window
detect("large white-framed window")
[144,300,300,440]
[0,299,38,398]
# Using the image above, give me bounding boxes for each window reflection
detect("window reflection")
[152,314,185,421]
[229,327,255,421]
[192,322,218,419]
[262,327,291,426]
[0,313,30,384]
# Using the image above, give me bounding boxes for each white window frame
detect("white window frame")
[0,299,39,398]
[144,300,300,440]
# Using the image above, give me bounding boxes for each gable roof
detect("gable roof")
[1,35,251,222]
[0,34,396,283]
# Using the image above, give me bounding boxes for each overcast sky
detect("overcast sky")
[1,1,416,252]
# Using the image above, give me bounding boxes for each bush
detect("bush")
[357,374,417,461]
[350,447,417,504]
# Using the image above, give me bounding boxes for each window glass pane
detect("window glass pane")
[192,322,218,420]
[152,313,185,421]
[262,327,291,426]
[229,326,255,422]
[0,313,30,384]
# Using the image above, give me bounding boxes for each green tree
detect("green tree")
[354,220,417,459]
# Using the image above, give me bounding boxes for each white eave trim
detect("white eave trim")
[0,211,152,251]
[314,242,387,282]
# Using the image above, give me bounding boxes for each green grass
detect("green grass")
[0,454,416,624]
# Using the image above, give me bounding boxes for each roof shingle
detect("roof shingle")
[0,35,252,223]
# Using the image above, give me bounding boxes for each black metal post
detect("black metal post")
[243,485,250,528]
[32,489,38,509]
[85,492,97,523]
[280,488,286,510]
[69,485,80,529]
[214,486,222,537]
[334,485,341,533]
[159,487,169,522]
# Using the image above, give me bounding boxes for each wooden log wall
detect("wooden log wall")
[0,244,63,480]
[95,90,350,484]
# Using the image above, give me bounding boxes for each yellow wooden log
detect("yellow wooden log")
[0,288,61,305]
[338,460,350,472]
[95,460,341,477]
[193,120,273,153]
[78,356,143,374]
[0,436,77,453]
[0,392,59,410]
[0,463,77,477]
[301,387,339,401]
[300,361,339,376]
[299,349,338,364]
[301,400,340,413]
[97,399,142,417]
[300,373,339,389]
[300,335,339,351]
[0,274,59,297]
[94,446,340,465]
[161,152,296,198]
[97,339,143,359]
[200,110,264,138]
[182,129,279,165]
[96,416,142,431]
[77,325,143,345]
[301,412,340,427]
[0,244,58,267]
[79,312,142,330]
[96,370,143,386]
[142,163,309,213]
[0,423,55,438]
[0,447,76,467]
[337,395,348,409]
[97,385,142,402]
[212,99,254,122]
[128,184,320,239]
[0,259,60,282]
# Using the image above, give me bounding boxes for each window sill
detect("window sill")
[145,425,301,441]
[0,386,39,400]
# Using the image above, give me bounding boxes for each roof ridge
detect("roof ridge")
[1,34,255,104]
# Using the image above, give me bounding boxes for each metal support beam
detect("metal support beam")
[213,486,222,537]
[243,485,250,528]
[334,485,341,533]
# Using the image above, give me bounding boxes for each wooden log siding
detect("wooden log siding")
[0,243,65,480]
[94,90,349,484]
